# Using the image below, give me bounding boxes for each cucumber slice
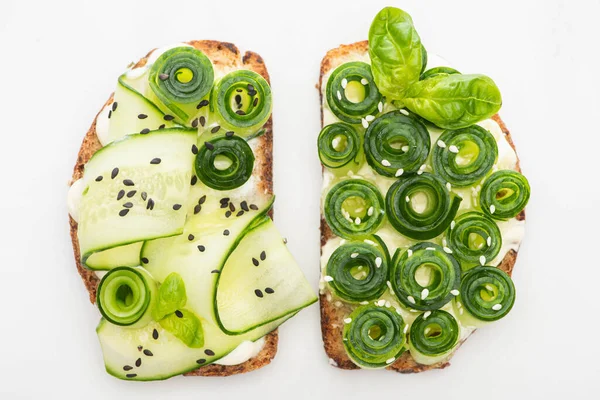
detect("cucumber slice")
[215,217,317,334]
[101,81,176,146]
[78,129,196,262]
[84,242,142,271]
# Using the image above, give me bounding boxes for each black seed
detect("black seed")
[188,234,195,241]
[220,203,228,209]
[191,118,199,128]
[138,114,148,119]
[173,204,182,210]
[225,211,231,218]
[150,158,161,165]
[205,142,214,150]
[250,204,258,210]
[248,90,257,97]
[236,89,243,92]
[226,131,234,137]
[127,190,137,198]
[223,229,230,236]
[158,124,166,129]
[240,201,249,211]
[123,365,133,371]
[220,197,230,204]
[194,204,202,214]
[255,289,263,298]
[164,115,175,121]
[152,329,159,340]
[117,190,125,200]
[260,251,266,261]
[211,270,220,274]
[141,257,149,264]
[235,94,242,104]
[199,195,206,204]
[95,176,103,182]
[252,258,259,266]
[126,374,137,378]
[143,349,153,356]
[196,359,206,365]
[191,144,198,154]
[204,349,215,356]
[247,84,255,92]
[112,102,118,111]
[211,126,220,134]
[135,358,142,367]
[197,245,205,252]
[123,179,134,186]
[111,168,119,179]
[199,116,206,127]
[236,211,244,217]
[108,110,112,119]
[253,97,259,107]
[236,110,246,115]
[140,128,150,134]
[229,203,235,212]
[265,287,275,294]
[119,209,129,217]
[141,192,147,201]
[137,346,143,351]
[196,99,209,109]
[147,198,155,210]
[159,73,169,81]
[191,176,198,185]
[175,310,183,318]
[123,202,133,208]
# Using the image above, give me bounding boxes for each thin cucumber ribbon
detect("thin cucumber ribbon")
[343,304,407,369]
[433,125,498,187]
[97,267,158,328]
[211,70,272,136]
[149,47,214,121]
[480,170,530,220]
[195,135,255,190]
[420,66,460,81]
[386,173,462,240]
[364,111,431,177]
[446,211,501,267]
[324,179,385,240]
[326,62,382,124]
[409,310,460,357]
[318,123,362,170]
[325,236,389,303]
[390,242,461,311]
[458,266,516,322]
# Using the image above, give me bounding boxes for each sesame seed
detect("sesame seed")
[449,145,459,153]
[367,207,374,216]
[446,182,452,191]
[451,290,460,296]
[378,102,383,113]
[451,221,456,229]
[254,289,264,298]
[163,115,175,121]
[405,196,410,202]
[375,257,382,268]
[437,140,446,148]
[205,142,214,150]
[205,349,215,356]
[361,118,369,128]
[490,205,496,214]
[385,300,391,307]
[211,126,220,134]
[194,204,202,215]
[365,115,375,122]
[381,159,391,167]
[479,255,486,265]
[487,236,492,246]
[173,204,182,210]
[341,78,348,89]
[123,179,134,186]
[399,109,409,116]
[395,168,404,177]
[426,247,435,251]
[459,308,464,315]
[223,230,230,236]
[324,275,334,282]
[127,190,136,198]
[95,176,103,182]
[386,358,395,364]
[419,164,427,171]
[136,358,141,367]
[344,318,352,324]
[407,296,416,304]
[443,247,453,254]
[191,144,198,154]
[143,349,153,356]
[140,128,150,134]
[123,202,133,208]
[360,301,369,305]
[364,239,375,245]
[407,249,413,257]
[360,78,368,85]
[421,288,429,300]
[355,217,361,225]
[423,311,432,320]
[119,209,129,217]
[196,100,209,109]
[116,190,125,200]
[138,114,148,119]
[159,73,169,81]
[337,91,342,101]
[150,158,161,165]
[111,168,119,179]
[351,253,359,258]
[492,304,503,311]
[377,299,386,307]
[404,324,409,334]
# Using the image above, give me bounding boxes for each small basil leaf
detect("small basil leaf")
[152,273,187,321]
[159,309,204,348]
[368,7,424,100]
[420,67,461,81]
[403,74,502,129]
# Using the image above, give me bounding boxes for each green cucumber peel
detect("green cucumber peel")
[446,211,502,267]
[479,170,530,220]
[409,310,460,357]
[318,122,363,170]
[458,266,516,322]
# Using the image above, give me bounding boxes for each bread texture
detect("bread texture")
[69,40,277,377]
[318,40,525,372]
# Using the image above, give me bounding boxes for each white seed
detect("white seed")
[344,317,352,324]
[426,247,436,251]
[400,109,409,116]
[364,239,375,245]
[324,275,334,282]
[421,288,429,300]
[355,217,361,225]
[365,115,375,122]
[337,90,342,101]
[404,324,409,334]
[410,309,418,313]
[375,257,382,268]
[448,145,459,153]
[479,255,486,265]
[492,304,503,311]
[443,246,453,254]
[341,78,348,89]
[407,296,416,304]
[395,168,404,177]
[386,357,395,364]
[490,205,496,214]
[360,301,369,305]
[367,206,374,216]
[387,281,393,290]
[417,170,424,175]
[451,221,456,230]
[487,236,492,246]
[334,301,342,307]
[405,196,411,202]
[385,301,391,308]
[446,182,452,191]
[402,145,410,152]
[361,118,369,128]
[485,284,494,292]
[407,249,413,257]
[451,289,460,296]
[361,78,369,85]
[437,140,446,148]
[378,102,383,113]
[423,311,432,320]
[381,159,391,167]
[459,308,464,315]
[326,293,332,301]
[351,252,359,258]
[443,238,447,246]
[377,299,386,307]
[419,164,427,171]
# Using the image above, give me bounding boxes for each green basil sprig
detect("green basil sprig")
[368,7,424,100]
[152,273,187,321]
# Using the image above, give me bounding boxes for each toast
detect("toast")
[318,40,525,372]
[69,40,277,377]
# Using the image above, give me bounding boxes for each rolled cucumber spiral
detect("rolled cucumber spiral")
[409,310,460,365]
[343,305,407,369]
[480,170,530,220]
[195,136,255,191]
[318,123,362,172]
[97,267,158,328]
[446,211,501,267]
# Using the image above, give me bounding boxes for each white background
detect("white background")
[0,0,598,398]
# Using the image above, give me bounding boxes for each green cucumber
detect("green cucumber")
[84,242,142,271]
[78,129,197,263]
[102,81,176,146]
[215,217,318,334]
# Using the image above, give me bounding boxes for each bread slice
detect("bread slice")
[69,40,277,377]
[318,40,525,372]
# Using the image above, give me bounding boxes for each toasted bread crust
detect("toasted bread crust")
[69,40,277,377]
[318,40,525,372]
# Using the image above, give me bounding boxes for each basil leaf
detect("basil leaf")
[403,74,502,129]
[152,273,187,321]
[368,7,424,100]
[159,309,204,348]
